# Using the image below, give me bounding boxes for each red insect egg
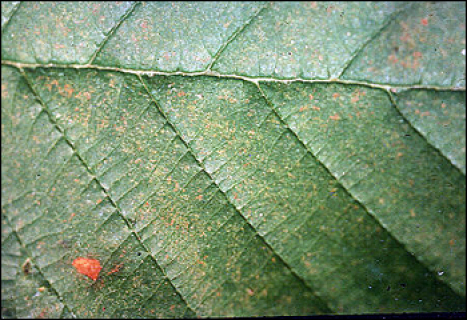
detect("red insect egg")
[72,257,102,281]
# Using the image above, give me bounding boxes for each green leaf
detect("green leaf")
[1,1,19,30]
[1,214,64,319]
[341,2,466,86]
[2,1,465,317]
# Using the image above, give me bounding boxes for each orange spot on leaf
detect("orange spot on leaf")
[72,257,102,281]
[63,84,74,98]
[421,18,428,26]
[388,54,398,64]
[83,92,91,100]
[107,263,123,275]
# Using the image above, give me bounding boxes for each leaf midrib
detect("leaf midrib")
[3,60,465,91]
[5,59,463,179]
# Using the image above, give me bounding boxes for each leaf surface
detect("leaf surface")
[1,1,465,317]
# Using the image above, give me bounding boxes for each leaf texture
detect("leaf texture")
[1,1,465,317]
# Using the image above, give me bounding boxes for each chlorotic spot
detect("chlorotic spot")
[72,257,102,281]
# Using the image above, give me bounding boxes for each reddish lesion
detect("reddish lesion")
[72,257,102,281]
[107,263,123,275]
[22,258,32,275]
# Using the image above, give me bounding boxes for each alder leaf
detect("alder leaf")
[1,1,465,318]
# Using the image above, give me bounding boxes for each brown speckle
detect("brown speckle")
[329,113,341,120]
[22,259,32,275]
